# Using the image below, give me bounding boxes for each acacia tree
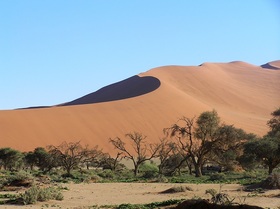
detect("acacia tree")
[241,136,280,174]
[240,107,280,174]
[0,147,23,171]
[81,145,103,169]
[99,152,124,171]
[48,141,87,176]
[211,125,252,171]
[164,110,221,177]
[267,107,280,137]
[24,151,37,170]
[33,147,58,173]
[109,132,161,176]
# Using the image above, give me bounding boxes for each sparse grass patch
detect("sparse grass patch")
[168,173,209,183]
[0,193,18,199]
[97,199,184,209]
[0,193,18,205]
[165,169,267,185]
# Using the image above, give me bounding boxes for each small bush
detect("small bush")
[243,171,257,178]
[19,185,63,205]
[117,169,136,182]
[97,169,116,179]
[10,170,33,181]
[209,173,226,181]
[268,173,280,188]
[142,170,158,179]
[6,170,34,187]
[20,186,39,205]
[87,174,103,183]
[155,175,169,183]
[260,173,280,189]
[40,186,63,201]
[140,162,159,179]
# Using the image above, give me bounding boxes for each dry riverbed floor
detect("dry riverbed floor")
[0,183,280,208]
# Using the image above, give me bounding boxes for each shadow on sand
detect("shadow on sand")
[60,75,161,106]
[261,63,280,70]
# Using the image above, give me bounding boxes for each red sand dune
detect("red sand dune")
[0,61,279,152]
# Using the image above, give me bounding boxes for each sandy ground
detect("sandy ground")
[1,183,280,209]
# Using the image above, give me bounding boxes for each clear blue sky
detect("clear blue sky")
[0,0,279,110]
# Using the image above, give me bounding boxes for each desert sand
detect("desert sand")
[0,183,280,208]
[0,61,279,152]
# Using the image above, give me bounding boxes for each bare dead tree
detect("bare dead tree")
[157,137,176,175]
[109,131,161,176]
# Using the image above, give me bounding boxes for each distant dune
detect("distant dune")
[261,60,280,70]
[0,61,279,153]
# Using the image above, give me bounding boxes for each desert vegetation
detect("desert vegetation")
[0,108,279,208]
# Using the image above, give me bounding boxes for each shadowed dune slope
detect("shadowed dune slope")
[261,60,280,70]
[60,75,161,106]
[0,61,279,152]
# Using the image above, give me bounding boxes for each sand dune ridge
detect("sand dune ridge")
[0,61,279,152]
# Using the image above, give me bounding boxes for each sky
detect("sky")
[0,1,279,110]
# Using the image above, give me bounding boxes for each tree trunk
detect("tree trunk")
[186,160,192,175]
[178,168,181,176]
[158,165,163,175]
[190,155,202,177]
[134,164,140,176]
[194,163,202,177]
[66,167,72,176]
[268,165,274,175]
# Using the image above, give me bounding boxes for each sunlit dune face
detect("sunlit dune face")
[0,61,279,152]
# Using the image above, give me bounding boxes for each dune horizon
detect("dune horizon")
[0,61,279,153]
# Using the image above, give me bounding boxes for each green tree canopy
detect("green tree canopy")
[240,107,280,174]
[0,147,23,171]
[267,107,280,137]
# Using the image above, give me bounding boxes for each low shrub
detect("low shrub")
[20,186,39,205]
[209,173,226,181]
[97,169,116,179]
[259,173,280,189]
[243,171,257,178]
[154,175,169,183]
[19,185,63,205]
[38,186,63,201]
[87,174,103,183]
[140,162,159,179]
[5,170,34,187]
[116,169,136,182]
